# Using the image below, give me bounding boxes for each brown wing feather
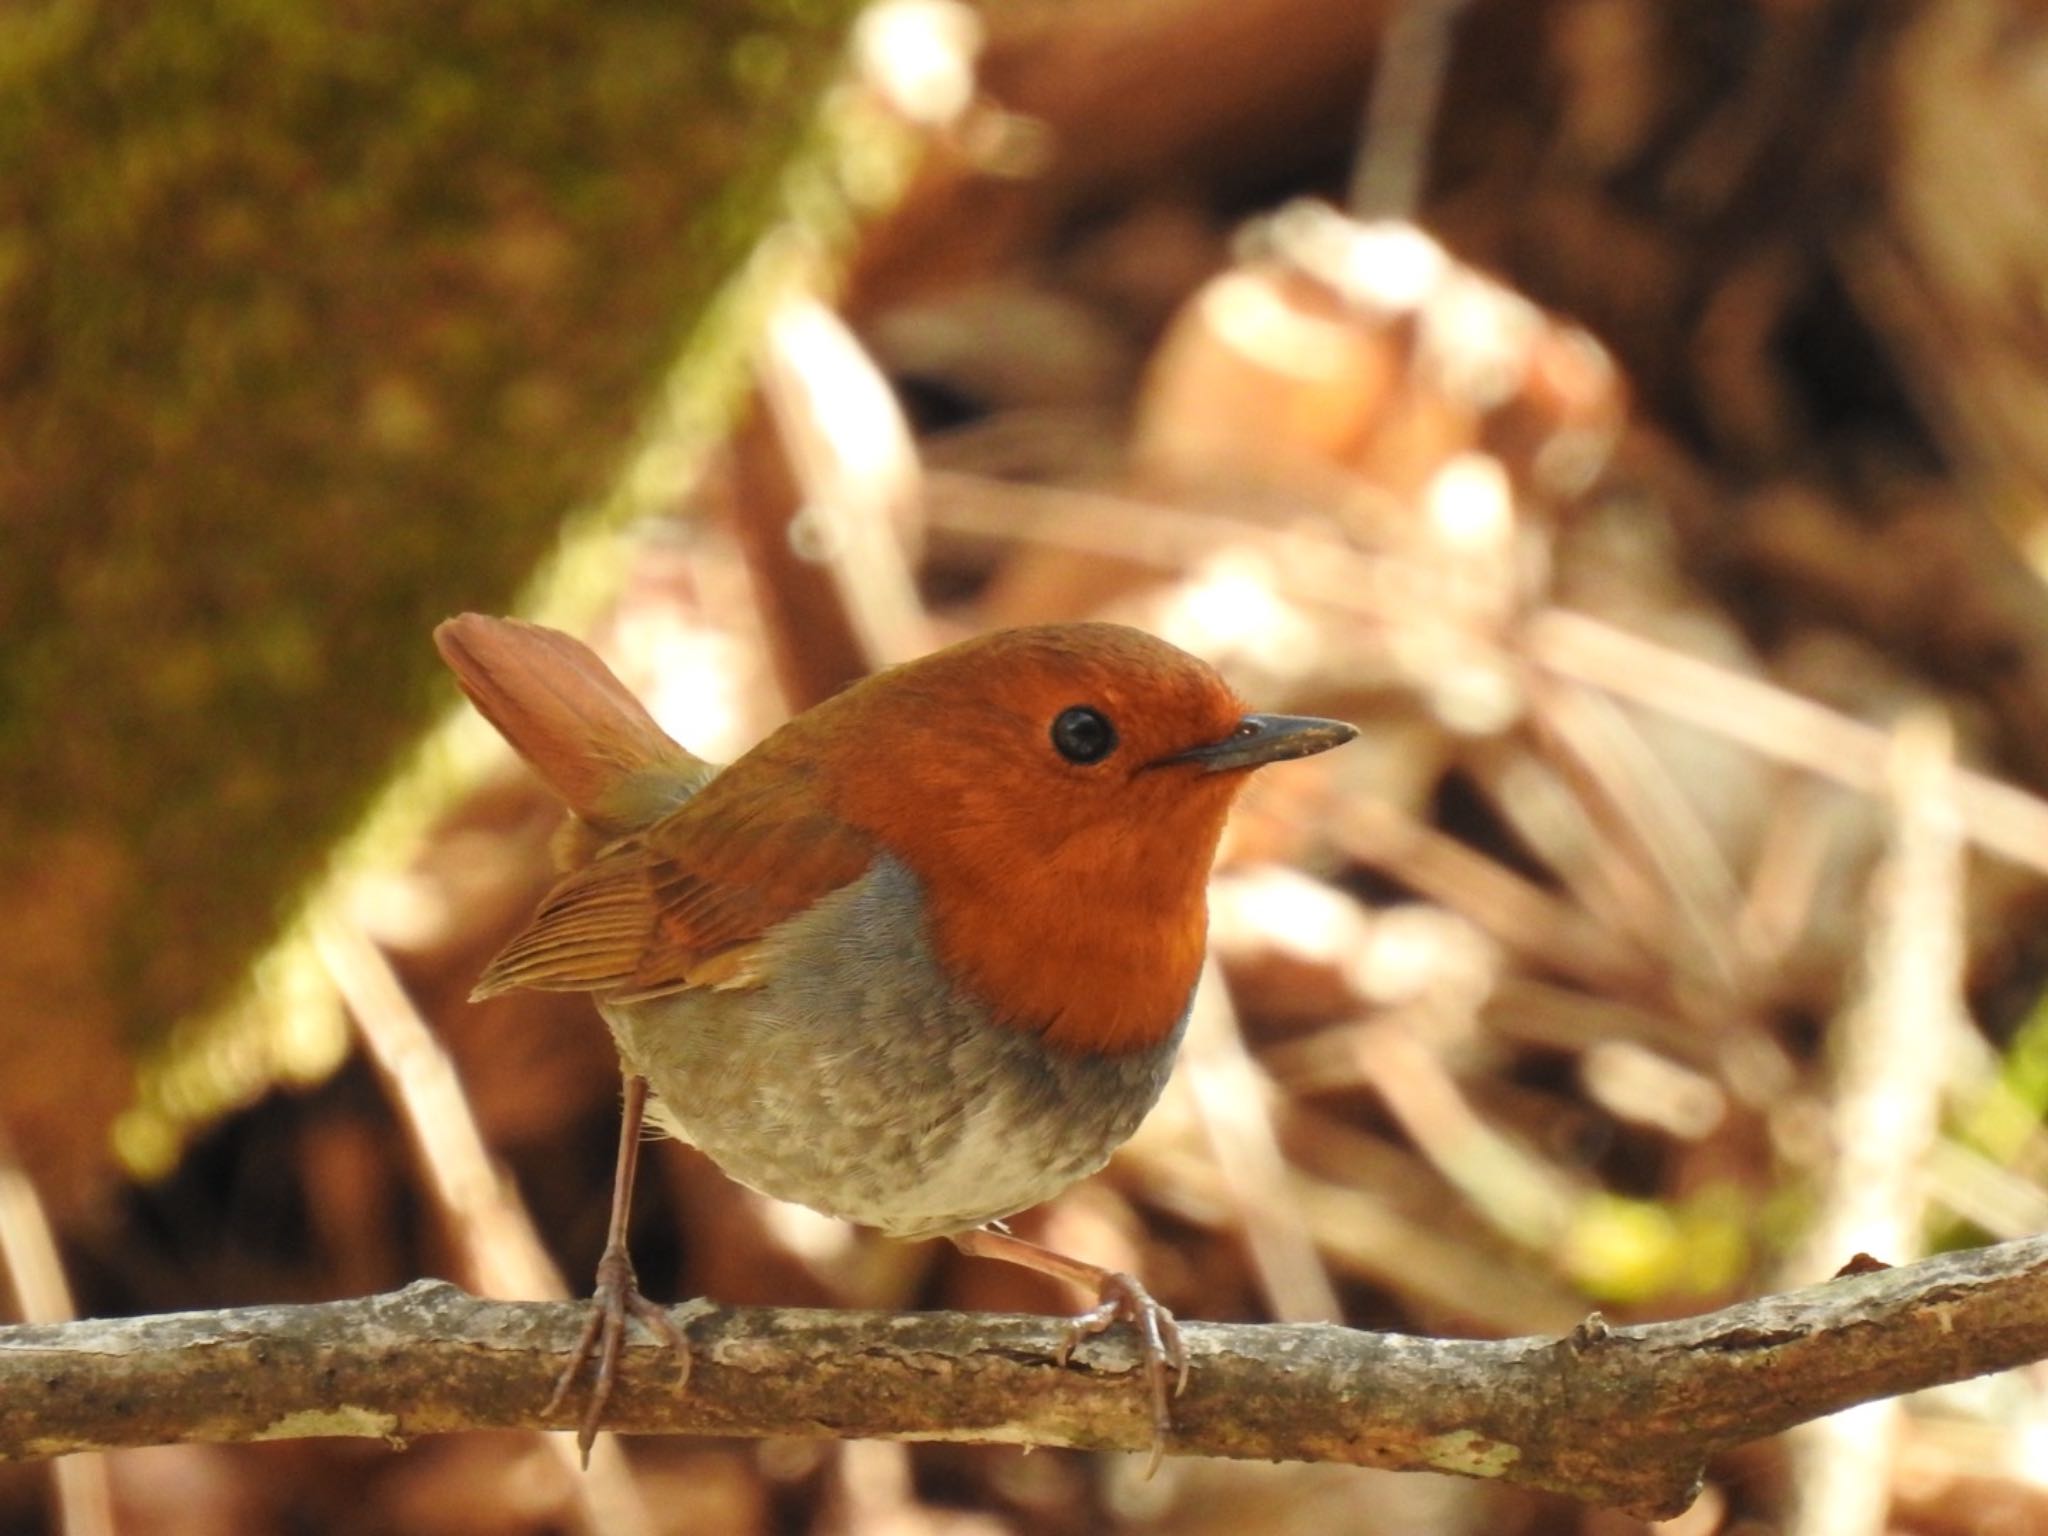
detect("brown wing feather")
[624,806,876,995]
[473,737,878,1003]
[472,860,651,998]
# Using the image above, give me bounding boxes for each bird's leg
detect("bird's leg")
[544,1073,688,1465]
[950,1224,1187,1474]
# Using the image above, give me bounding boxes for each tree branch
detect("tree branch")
[7,1235,2048,1518]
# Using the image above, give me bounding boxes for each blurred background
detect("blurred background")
[9,0,2048,1530]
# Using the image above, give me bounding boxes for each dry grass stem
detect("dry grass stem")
[315,916,655,1536]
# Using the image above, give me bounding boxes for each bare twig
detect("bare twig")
[1123,1117,1589,1334]
[0,1121,114,1536]
[6,1239,2048,1518]
[1333,797,1658,998]
[1289,1014,1579,1254]
[1523,677,1747,997]
[314,915,655,1536]
[315,920,568,1306]
[1349,0,1477,218]
[755,292,933,672]
[1781,713,1964,1536]
[1527,609,2048,880]
[1179,956,1342,1323]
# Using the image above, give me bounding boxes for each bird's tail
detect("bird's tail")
[434,614,716,842]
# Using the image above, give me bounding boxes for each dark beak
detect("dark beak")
[1156,713,1358,774]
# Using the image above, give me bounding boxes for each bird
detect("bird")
[435,613,1356,1467]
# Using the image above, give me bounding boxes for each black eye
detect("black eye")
[1050,705,1118,764]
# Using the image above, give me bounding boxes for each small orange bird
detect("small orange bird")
[436,615,1355,1465]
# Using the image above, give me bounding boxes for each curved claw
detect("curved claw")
[544,1248,690,1466]
[947,1226,1191,1476]
[1058,1269,1187,1477]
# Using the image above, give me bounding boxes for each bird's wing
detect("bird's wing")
[470,749,877,1002]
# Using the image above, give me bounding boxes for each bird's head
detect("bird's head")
[802,623,1355,1056]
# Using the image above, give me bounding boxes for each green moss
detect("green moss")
[0,0,868,1194]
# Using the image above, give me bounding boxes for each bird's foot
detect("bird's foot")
[1057,1269,1188,1478]
[543,1246,689,1466]
[948,1225,1189,1475]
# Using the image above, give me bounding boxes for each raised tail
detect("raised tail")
[435,614,716,840]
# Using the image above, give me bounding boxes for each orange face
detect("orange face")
[787,624,1333,1056]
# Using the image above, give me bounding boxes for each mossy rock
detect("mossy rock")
[0,0,862,1211]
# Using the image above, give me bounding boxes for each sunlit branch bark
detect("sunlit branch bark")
[6,1235,2048,1519]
